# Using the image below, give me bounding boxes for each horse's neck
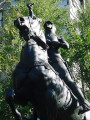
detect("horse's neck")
[20,40,48,65]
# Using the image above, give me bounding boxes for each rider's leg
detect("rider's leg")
[50,60,90,113]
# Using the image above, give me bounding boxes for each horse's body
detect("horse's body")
[5,11,88,120]
[12,37,82,120]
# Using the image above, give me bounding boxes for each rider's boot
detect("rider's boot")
[79,99,90,114]
[68,82,90,114]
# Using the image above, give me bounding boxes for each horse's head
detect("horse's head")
[14,16,45,42]
[14,17,33,41]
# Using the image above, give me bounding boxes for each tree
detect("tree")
[64,3,90,99]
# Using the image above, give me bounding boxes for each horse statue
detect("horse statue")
[5,3,89,120]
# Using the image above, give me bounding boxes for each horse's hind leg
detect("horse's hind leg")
[5,89,22,120]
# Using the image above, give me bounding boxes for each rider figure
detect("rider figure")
[44,21,90,114]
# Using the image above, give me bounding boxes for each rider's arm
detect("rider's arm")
[46,39,61,48]
[46,37,69,49]
[57,35,69,49]
[27,3,36,19]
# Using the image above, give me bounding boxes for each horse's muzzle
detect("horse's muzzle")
[14,17,25,29]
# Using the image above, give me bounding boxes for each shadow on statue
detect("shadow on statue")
[5,3,90,120]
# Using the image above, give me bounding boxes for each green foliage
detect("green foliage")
[63,4,90,97]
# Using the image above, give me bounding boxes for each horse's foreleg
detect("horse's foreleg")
[5,89,22,120]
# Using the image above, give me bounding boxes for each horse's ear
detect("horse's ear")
[37,18,42,23]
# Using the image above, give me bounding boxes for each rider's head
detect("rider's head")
[44,21,56,33]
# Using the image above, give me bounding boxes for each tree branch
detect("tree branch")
[0,0,6,6]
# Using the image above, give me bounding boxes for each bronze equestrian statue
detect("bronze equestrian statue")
[5,3,90,120]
